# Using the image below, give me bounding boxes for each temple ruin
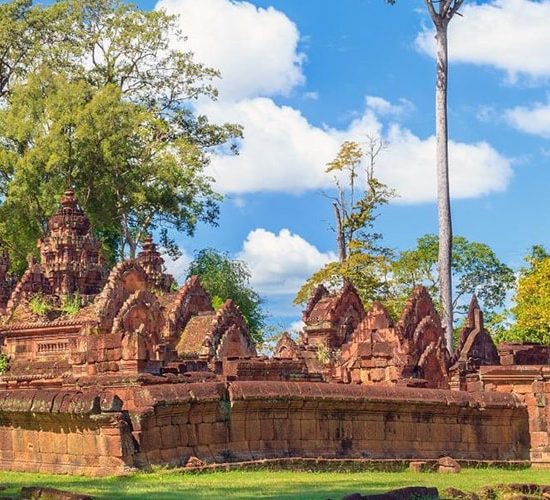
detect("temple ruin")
[0,192,548,474]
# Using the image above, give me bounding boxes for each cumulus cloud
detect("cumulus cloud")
[157,0,513,203]
[238,228,336,296]
[164,250,192,283]
[365,96,414,117]
[289,320,305,333]
[156,0,305,101]
[416,0,550,80]
[201,96,513,203]
[381,126,512,202]
[505,98,550,138]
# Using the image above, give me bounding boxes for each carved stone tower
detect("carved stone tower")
[39,191,105,296]
[0,244,15,309]
[137,236,174,291]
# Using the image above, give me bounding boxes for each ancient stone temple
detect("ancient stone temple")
[448,295,500,391]
[0,193,255,384]
[0,244,15,312]
[137,236,175,292]
[0,193,547,474]
[302,282,365,349]
[38,190,106,297]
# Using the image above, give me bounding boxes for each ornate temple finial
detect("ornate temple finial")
[141,234,155,251]
[466,294,482,329]
[38,191,105,296]
[137,235,175,292]
[60,190,78,209]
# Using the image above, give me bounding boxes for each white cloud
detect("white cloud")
[201,96,513,203]
[238,228,336,296]
[416,0,550,80]
[505,98,550,138]
[289,320,305,333]
[157,0,513,204]
[157,0,305,101]
[164,251,192,283]
[382,126,512,202]
[303,91,320,101]
[365,96,414,117]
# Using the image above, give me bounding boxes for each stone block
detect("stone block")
[438,456,461,473]
[531,431,550,449]
[160,425,180,448]
[409,461,429,472]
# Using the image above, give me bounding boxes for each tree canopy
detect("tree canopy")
[0,0,67,98]
[392,234,516,319]
[492,246,550,345]
[186,249,266,344]
[0,0,241,271]
[294,137,396,310]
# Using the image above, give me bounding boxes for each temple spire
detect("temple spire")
[38,191,105,296]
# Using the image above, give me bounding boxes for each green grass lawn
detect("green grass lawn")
[1,468,550,499]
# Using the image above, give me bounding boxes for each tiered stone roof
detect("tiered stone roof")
[176,299,256,360]
[0,244,15,311]
[137,236,175,292]
[39,190,106,296]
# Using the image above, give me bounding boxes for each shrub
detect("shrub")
[0,354,8,374]
[28,294,50,316]
[60,294,82,316]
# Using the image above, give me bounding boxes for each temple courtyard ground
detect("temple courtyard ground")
[2,468,550,499]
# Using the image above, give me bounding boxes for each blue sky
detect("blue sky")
[135,0,550,328]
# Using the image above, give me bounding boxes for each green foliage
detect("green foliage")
[0,354,9,374]
[187,249,266,344]
[28,294,51,316]
[59,294,82,316]
[316,344,331,365]
[211,296,225,311]
[27,293,82,317]
[296,137,397,314]
[497,248,550,344]
[0,0,67,98]
[327,138,396,258]
[392,234,515,319]
[0,0,242,272]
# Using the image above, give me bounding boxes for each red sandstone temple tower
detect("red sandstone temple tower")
[136,236,175,292]
[0,244,15,311]
[38,190,105,297]
[0,191,257,381]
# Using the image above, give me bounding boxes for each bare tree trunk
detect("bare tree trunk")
[128,239,137,260]
[435,22,454,352]
[333,202,346,264]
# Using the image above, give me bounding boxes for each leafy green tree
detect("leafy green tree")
[494,245,550,344]
[0,0,241,270]
[295,137,396,310]
[58,0,221,114]
[392,234,515,319]
[187,249,266,344]
[0,0,67,98]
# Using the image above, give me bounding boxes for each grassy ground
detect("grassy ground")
[1,468,550,499]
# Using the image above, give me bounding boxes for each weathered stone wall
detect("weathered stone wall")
[130,382,530,469]
[0,382,531,475]
[0,389,132,476]
[479,365,550,467]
